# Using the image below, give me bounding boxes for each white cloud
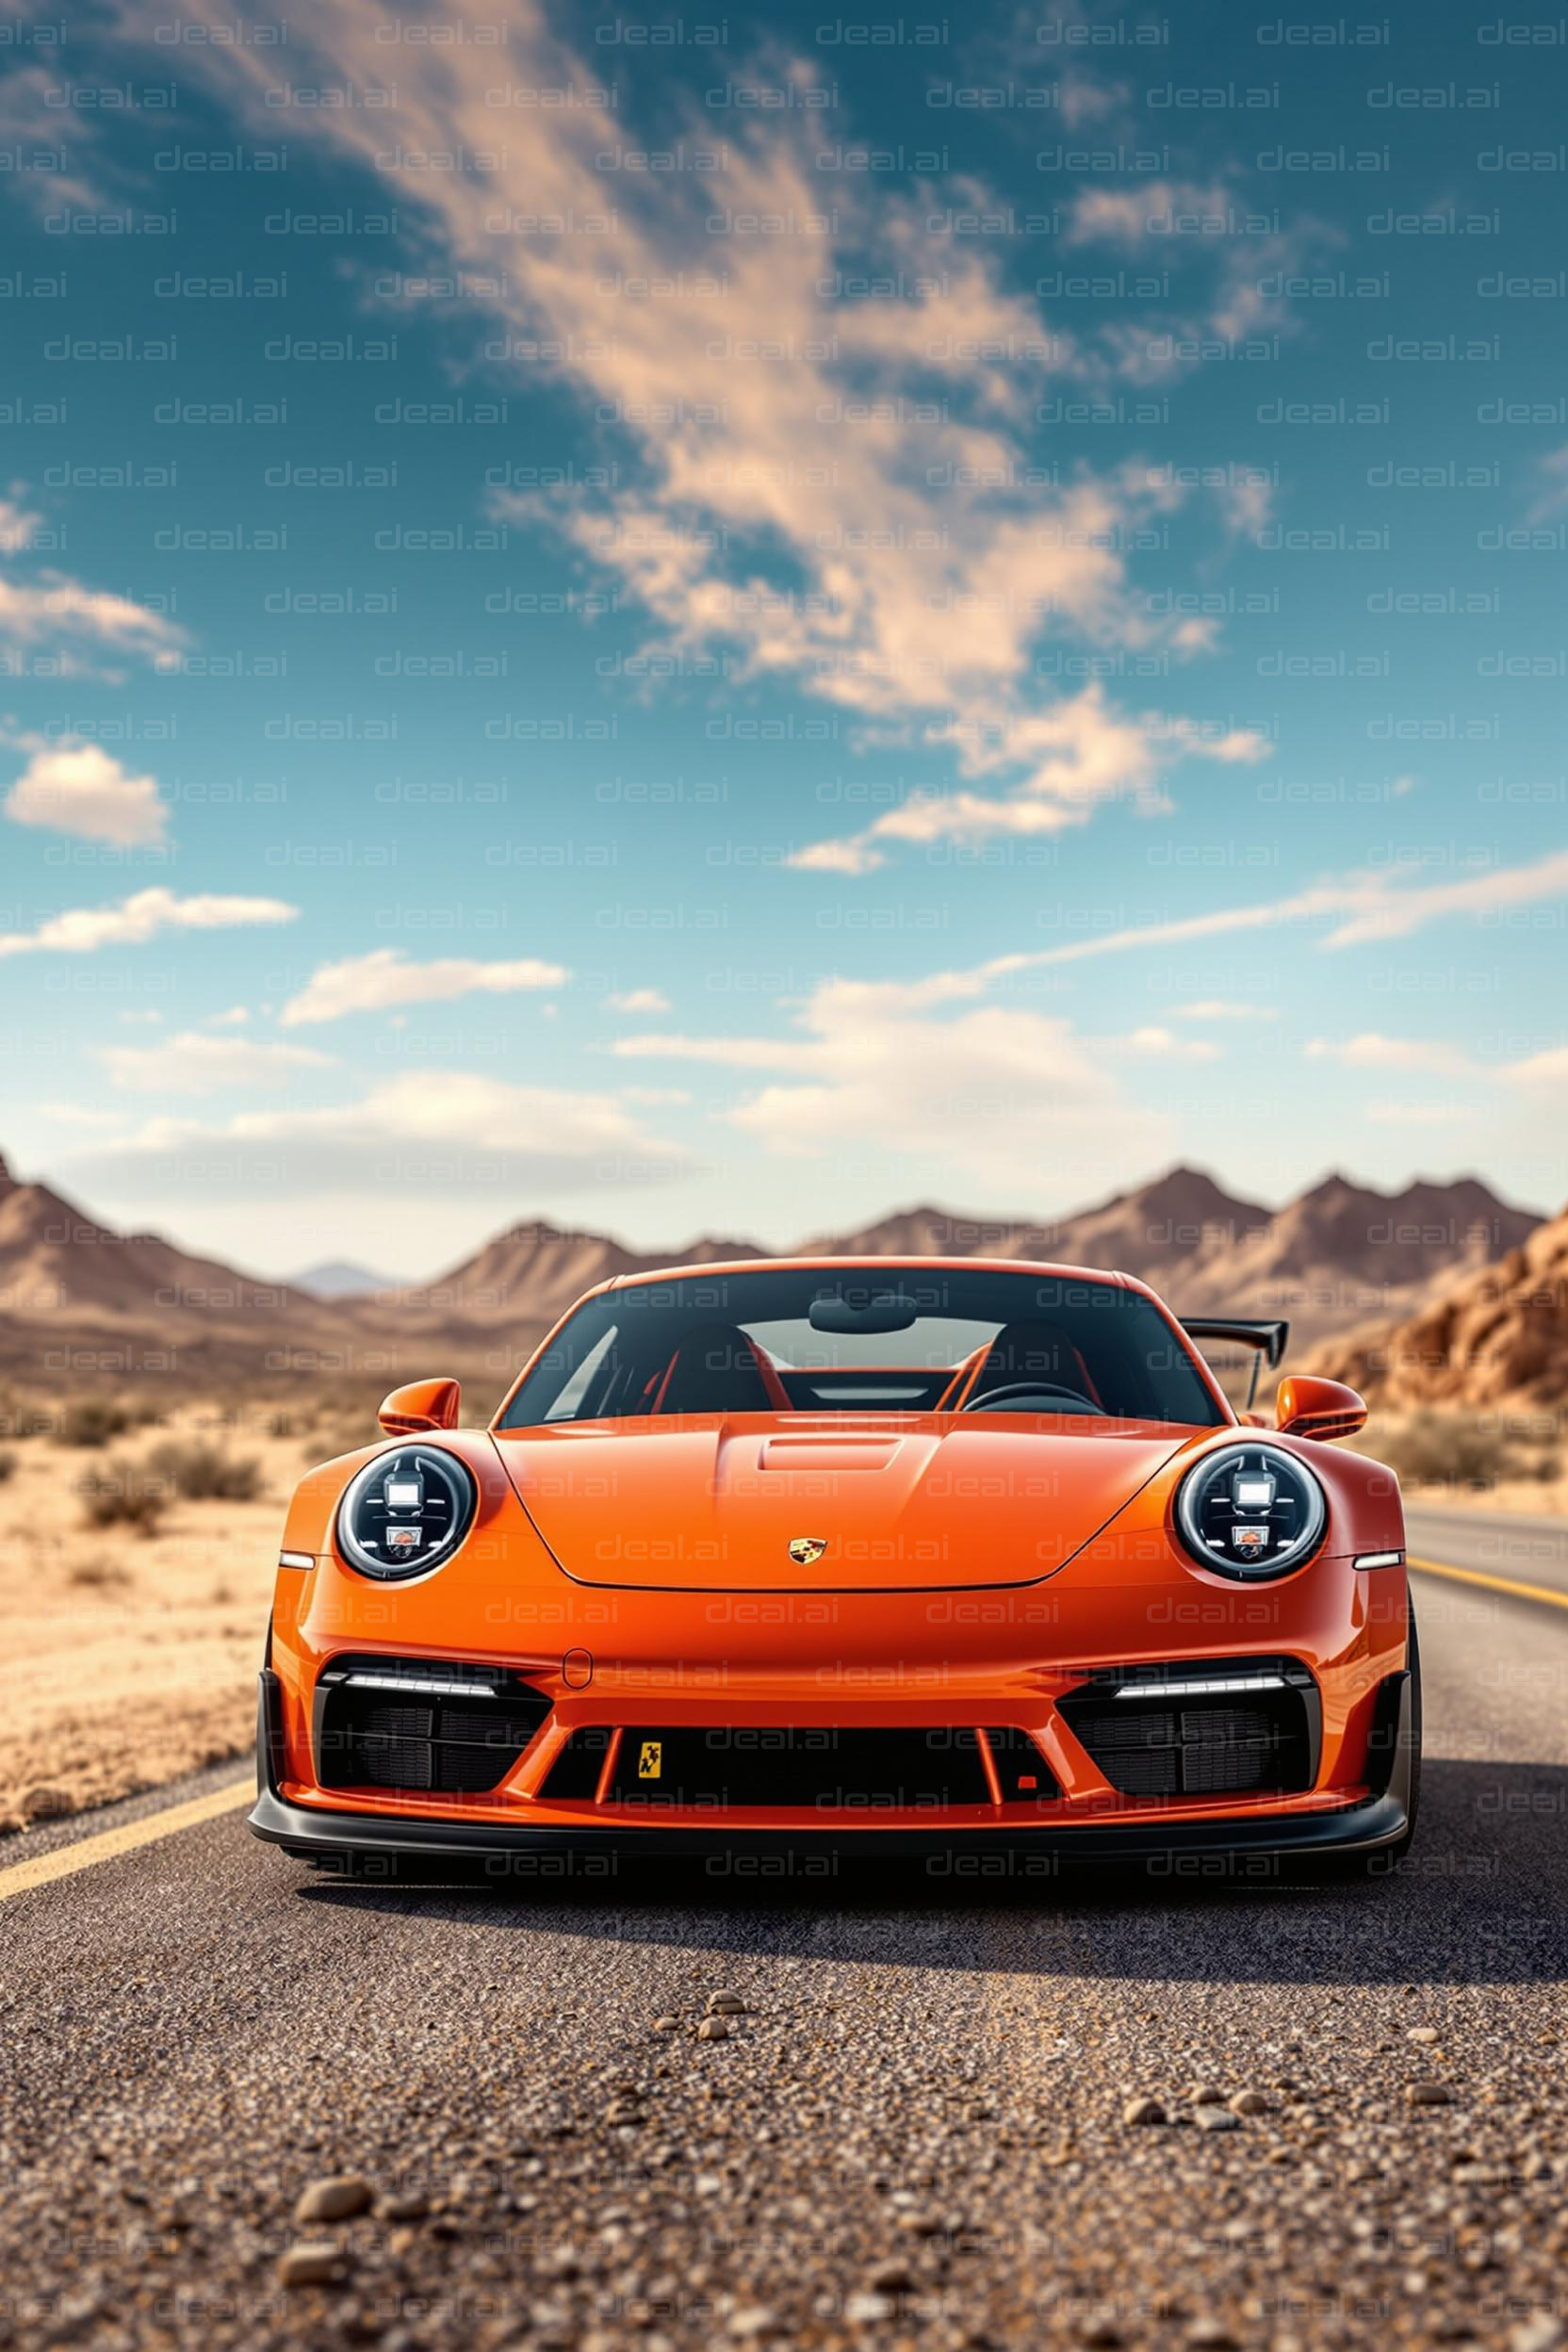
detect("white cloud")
[0,71,112,214]
[87,1070,689,1194]
[5,741,169,846]
[930,846,1568,972]
[0,888,298,959]
[0,481,179,676]
[129,0,1288,870]
[1112,1027,1222,1064]
[609,988,673,1016]
[279,948,569,1027]
[1505,1044,1568,1090]
[603,857,1568,1163]
[1528,444,1568,523]
[0,575,180,662]
[1305,1034,1480,1081]
[612,978,1168,1195]
[791,687,1271,872]
[1065,184,1231,249]
[1174,1001,1278,1022]
[1320,853,1568,948]
[98,1033,336,1095]
[207,1006,251,1028]
[1307,1031,1568,1094]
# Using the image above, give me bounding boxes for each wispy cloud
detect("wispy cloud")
[115,0,1294,869]
[0,495,182,672]
[613,853,1568,1159]
[0,889,298,960]
[614,979,1169,1196]
[1175,1001,1279,1022]
[1309,1031,1568,1091]
[280,949,568,1027]
[1305,1034,1481,1081]
[939,847,1568,972]
[98,1034,336,1094]
[791,688,1270,873]
[87,1070,691,1194]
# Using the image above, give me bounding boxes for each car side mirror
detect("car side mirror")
[378,1377,461,1437]
[1274,1375,1366,1442]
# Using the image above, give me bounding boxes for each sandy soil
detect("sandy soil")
[0,1398,370,1835]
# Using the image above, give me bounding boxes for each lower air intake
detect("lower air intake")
[1058,1658,1317,1801]
[315,1657,549,1796]
[541,1725,1058,1810]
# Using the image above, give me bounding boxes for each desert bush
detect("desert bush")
[68,1556,131,1590]
[146,1438,263,1502]
[57,1397,132,1449]
[0,1446,15,1482]
[1371,1410,1553,1490]
[10,1402,59,1438]
[78,1459,168,1534]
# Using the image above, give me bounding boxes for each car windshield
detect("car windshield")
[499,1266,1225,1429]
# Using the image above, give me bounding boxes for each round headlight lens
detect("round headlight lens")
[335,1446,477,1580]
[1173,1442,1326,1580]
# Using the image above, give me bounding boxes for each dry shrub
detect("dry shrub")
[57,1397,132,1449]
[145,1438,263,1502]
[69,1556,132,1590]
[78,1459,169,1534]
[1371,1409,1556,1491]
[0,1447,15,1483]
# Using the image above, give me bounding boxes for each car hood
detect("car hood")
[492,1414,1199,1591]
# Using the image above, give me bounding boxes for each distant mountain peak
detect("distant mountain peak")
[291,1259,402,1299]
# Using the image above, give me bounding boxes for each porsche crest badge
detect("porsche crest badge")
[788,1535,828,1565]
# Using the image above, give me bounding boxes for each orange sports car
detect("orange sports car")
[250,1257,1419,1877]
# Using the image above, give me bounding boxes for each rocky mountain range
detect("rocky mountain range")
[0,1148,1546,1396]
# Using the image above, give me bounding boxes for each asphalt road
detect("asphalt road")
[2,1517,1566,2352]
[1406,1503,1568,1604]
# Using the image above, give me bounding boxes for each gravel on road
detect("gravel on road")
[1,1575,1564,2352]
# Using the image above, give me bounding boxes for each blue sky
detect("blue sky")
[0,0,1563,1277]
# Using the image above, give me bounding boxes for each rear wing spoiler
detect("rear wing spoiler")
[1179,1317,1291,1413]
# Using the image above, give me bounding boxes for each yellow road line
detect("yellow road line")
[0,1778,253,1902]
[1408,1553,1568,1613]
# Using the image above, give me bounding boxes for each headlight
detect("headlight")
[335,1446,477,1580]
[1173,1442,1326,1581]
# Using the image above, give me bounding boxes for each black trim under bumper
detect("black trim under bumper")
[249,1670,1414,1870]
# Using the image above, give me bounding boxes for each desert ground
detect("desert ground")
[0,1386,1560,1838]
[0,1393,380,1834]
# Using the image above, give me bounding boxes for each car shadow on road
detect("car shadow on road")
[291,1756,1568,1984]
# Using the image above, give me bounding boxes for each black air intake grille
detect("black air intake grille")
[1058,1659,1317,1802]
[315,1657,549,1795]
[541,1725,1059,1810]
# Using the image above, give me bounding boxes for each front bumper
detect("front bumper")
[248,1665,1415,1872]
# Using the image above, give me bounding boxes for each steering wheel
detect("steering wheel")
[959,1381,1105,1415]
